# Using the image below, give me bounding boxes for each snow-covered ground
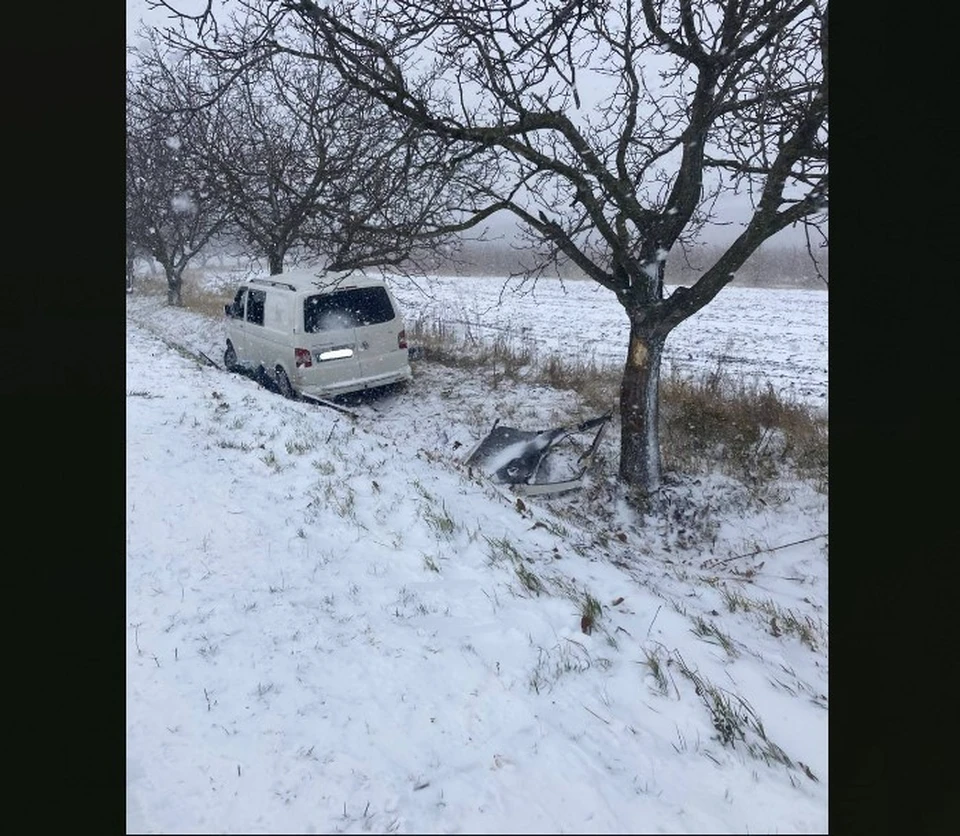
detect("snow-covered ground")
[126,278,827,834]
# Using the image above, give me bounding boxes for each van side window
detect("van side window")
[229,288,247,319]
[303,288,396,333]
[246,289,266,326]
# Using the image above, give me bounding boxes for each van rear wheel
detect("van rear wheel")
[275,367,296,399]
[224,342,238,372]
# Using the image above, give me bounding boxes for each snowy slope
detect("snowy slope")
[126,289,827,834]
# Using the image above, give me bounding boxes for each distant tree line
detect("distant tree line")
[428,238,827,288]
[134,234,827,290]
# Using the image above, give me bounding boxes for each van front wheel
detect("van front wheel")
[275,367,296,399]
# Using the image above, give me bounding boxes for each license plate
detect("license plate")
[316,346,354,361]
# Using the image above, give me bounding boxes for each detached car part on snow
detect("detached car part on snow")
[464,413,612,496]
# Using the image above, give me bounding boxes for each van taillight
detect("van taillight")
[398,329,407,350]
[295,348,312,368]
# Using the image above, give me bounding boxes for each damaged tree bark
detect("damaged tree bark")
[619,323,665,491]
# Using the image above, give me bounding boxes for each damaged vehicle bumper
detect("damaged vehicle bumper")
[464,414,612,496]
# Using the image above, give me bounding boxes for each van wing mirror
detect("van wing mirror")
[224,304,232,317]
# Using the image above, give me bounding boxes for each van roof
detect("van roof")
[248,268,387,294]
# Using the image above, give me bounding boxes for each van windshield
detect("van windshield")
[303,287,396,333]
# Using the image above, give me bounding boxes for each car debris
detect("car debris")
[464,413,612,496]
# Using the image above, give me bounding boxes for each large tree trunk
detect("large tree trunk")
[268,249,285,276]
[166,272,183,306]
[618,321,664,493]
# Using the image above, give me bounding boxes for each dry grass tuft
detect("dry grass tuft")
[540,355,621,415]
[130,269,234,317]
[659,365,827,487]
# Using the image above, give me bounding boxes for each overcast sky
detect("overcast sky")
[127,1,819,249]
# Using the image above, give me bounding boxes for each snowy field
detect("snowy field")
[388,275,827,410]
[126,278,827,834]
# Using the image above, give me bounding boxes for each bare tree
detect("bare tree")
[138,13,467,276]
[202,54,327,275]
[153,0,827,494]
[126,57,231,305]
[173,50,409,275]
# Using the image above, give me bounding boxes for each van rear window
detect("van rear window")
[303,287,396,333]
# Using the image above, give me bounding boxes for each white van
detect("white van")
[223,268,412,399]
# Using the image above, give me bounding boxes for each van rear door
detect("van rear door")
[302,291,364,383]
[348,287,406,380]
